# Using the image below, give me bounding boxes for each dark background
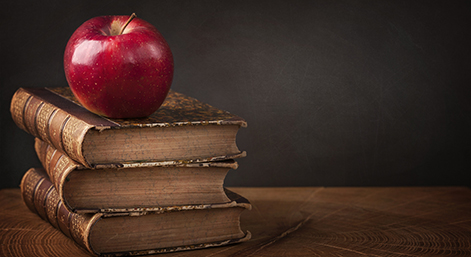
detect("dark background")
[1,0,470,189]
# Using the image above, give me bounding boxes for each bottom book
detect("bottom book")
[21,167,251,256]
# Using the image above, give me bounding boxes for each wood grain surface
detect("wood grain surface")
[1,187,470,256]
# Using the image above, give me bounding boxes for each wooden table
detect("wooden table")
[1,187,470,256]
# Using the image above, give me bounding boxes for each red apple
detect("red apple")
[64,13,174,118]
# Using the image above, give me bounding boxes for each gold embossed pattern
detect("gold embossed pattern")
[10,89,30,132]
[36,103,56,147]
[70,212,89,250]
[54,156,71,195]
[23,97,42,138]
[44,145,55,177]
[61,118,90,164]
[45,183,61,229]
[20,169,43,215]
[21,168,92,252]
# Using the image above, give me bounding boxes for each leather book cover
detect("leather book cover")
[10,87,247,167]
[20,167,251,256]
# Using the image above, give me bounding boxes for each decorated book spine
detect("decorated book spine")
[34,138,80,212]
[20,168,97,255]
[10,88,93,167]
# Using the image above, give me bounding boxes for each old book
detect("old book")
[34,138,238,213]
[11,87,247,168]
[20,167,251,256]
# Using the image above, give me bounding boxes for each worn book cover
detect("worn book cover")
[21,167,251,256]
[11,87,247,167]
[34,138,240,213]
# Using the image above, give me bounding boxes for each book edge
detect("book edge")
[32,146,246,214]
[36,137,241,170]
[93,188,251,215]
[103,231,252,257]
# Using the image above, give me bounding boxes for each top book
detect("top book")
[11,87,247,168]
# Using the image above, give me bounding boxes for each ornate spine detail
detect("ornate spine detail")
[36,103,56,146]
[10,88,30,133]
[20,168,43,216]
[45,183,61,229]
[23,97,43,139]
[11,88,95,168]
[62,118,91,166]
[20,168,97,254]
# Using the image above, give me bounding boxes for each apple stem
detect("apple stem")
[119,13,137,35]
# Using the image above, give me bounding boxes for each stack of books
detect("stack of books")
[10,87,251,256]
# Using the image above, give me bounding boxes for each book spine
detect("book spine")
[20,168,98,255]
[10,88,93,167]
[35,138,81,212]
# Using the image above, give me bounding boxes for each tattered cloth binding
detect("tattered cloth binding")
[21,167,251,256]
[11,87,247,168]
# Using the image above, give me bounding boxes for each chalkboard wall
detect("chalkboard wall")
[1,0,469,188]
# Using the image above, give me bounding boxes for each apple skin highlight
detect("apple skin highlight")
[64,14,174,119]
